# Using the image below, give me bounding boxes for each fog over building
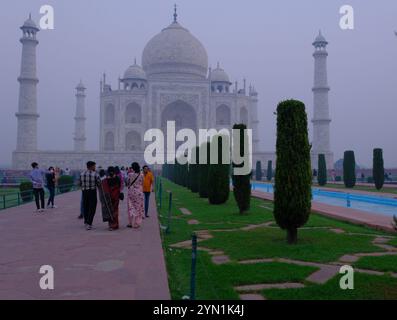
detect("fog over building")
[12,9,332,170]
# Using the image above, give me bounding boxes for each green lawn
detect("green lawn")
[167,249,317,300]
[354,255,397,273]
[390,238,397,246]
[157,178,397,300]
[264,273,397,300]
[200,228,383,263]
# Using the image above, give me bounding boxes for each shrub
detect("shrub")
[373,148,385,190]
[335,176,342,182]
[317,154,327,186]
[274,100,312,244]
[255,161,262,181]
[232,124,251,214]
[208,135,230,205]
[367,176,374,184]
[343,150,356,188]
[58,175,74,193]
[19,180,33,202]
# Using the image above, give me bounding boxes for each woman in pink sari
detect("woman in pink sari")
[126,162,144,229]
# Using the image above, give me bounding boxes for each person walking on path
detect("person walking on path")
[30,162,46,213]
[126,162,144,229]
[79,161,100,230]
[46,167,57,209]
[143,165,154,218]
[98,167,121,231]
[115,166,125,199]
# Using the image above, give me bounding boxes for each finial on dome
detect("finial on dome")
[173,4,178,23]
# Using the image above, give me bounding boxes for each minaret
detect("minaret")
[74,81,87,151]
[15,15,40,151]
[250,86,260,152]
[311,31,333,169]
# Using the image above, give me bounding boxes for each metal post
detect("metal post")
[166,192,172,234]
[347,194,351,208]
[3,195,5,209]
[17,192,20,205]
[190,233,197,300]
[267,184,270,193]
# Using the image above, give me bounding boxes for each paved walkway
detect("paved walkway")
[252,190,396,233]
[0,191,170,300]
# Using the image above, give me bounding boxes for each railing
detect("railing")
[0,183,79,211]
[312,189,397,207]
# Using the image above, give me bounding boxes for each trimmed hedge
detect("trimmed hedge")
[58,175,74,193]
[373,148,384,190]
[255,161,262,181]
[267,160,272,181]
[232,124,251,214]
[343,150,356,188]
[19,181,33,202]
[208,135,230,205]
[274,100,312,244]
[198,142,211,198]
[317,154,327,186]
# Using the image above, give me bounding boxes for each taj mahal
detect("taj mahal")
[12,8,333,170]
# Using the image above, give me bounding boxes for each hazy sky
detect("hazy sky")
[0,0,396,167]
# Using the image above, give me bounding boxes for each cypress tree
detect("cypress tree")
[255,161,262,181]
[208,135,230,205]
[266,160,272,181]
[317,154,327,186]
[198,142,211,198]
[343,150,356,188]
[373,148,385,190]
[189,146,200,193]
[232,124,252,214]
[274,100,312,244]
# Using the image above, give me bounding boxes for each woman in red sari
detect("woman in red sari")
[99,167,121,231]
[107,167,121,230]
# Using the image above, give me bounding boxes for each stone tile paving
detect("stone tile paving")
[0,191,170,300]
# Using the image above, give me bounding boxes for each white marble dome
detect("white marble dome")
[211,64,230,83]
[123,62,147,80]
[142,21,208,79]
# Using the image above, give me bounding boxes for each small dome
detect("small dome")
[313,31,328,46]
[21,15,39,30]
[211,63,230,83]
[123,62,147,81]
[76,80,85,90]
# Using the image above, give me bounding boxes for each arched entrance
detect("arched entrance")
[125,131,142,151]
[104,131,115,151]
[161,100,197,152]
